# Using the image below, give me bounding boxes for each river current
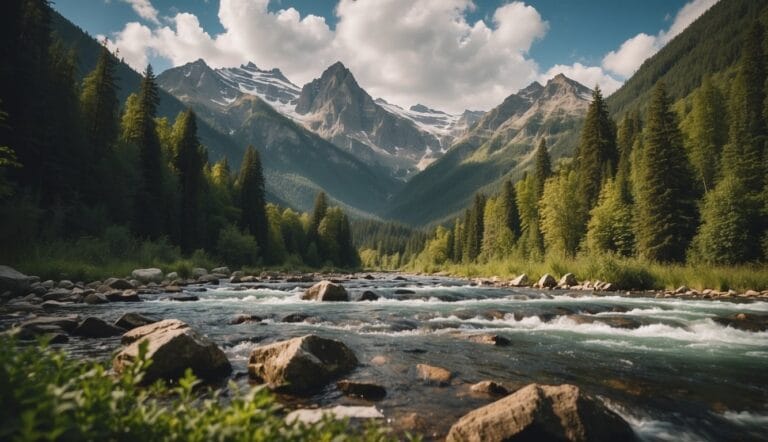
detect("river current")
[26,274,768,440]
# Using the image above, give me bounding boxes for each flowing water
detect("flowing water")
[20,274,768,440]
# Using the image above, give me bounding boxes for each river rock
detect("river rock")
[84,292,109,304]
[470,380,510,396]
[57,280,74,290]
[446,383,636,442]
[42,289,72,302]
[301,280,348,301]
[115,312,158,330]
[73,317,125,338]
[568,315,641,330]
[211,267,230,276]
[467,334,511,346]
[416,363,452,386]
[131,268,164,284]
[247,335,358,393]
[192,268,208,278]
[20,315,80,333]
[106,290,141,302]
[114,319,231,383]
[559,273,578,287]
[713,313,768,332]
[537,274,557,288]
[394,289,416,295]
[0,265,32,297]
[168,294,199,302]
[359,291,380,301]
[281,313,312,323]
[337,380,387,400]
[230,314,265,324]
[104,278,134,290]
[285,406,384,425]
[510,274,529,287]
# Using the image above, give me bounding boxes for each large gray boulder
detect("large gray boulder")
[248,335,357,393]
[446,383,636,442]
[301,280,348,301]
[131,268,164,284]
[73,317,125,338]
[0,265,33,297]
[114,319,231,384]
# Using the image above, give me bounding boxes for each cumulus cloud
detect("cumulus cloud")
[602,0,719,78]
[120,0,160,24]
[539,63,622,95]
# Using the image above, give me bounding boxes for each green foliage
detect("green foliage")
[481,196,515,260]
[515,174,544,259]
[686,77,727,192]
[635,83,698,262]
[532,138,552,196]
[586,178,635,256]
[172,109,206,252]
[576,87,618,211]
[539,170,583,257]
[462,193,486,262]
[237,145,268,253]
[0,338,396,442]
[216,224,259,268]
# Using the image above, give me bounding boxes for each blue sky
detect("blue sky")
[53,0,715,111]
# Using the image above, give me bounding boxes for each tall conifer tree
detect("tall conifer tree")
[575,86,618,210]
[173,109,205,252]
[238,145,268,255]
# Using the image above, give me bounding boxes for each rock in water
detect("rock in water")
[558,273,578,287]
[416,363,452,386]
[509,274,529,287]
[470,380,509,396]
[115,312,158,330]
[337,380,387,400]
[73,317,125,338]
[248,335,357,393]
[537,274,557,288]
[114,319,231,384]
[301,280,349,301]
[446,383,636,442]
[285,406,384,425]
[0,265,33,297]
[131,268,164,284]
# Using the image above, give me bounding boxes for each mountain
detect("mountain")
[607,0,767,116]
[386,74,591,226]
[156,59,400,215]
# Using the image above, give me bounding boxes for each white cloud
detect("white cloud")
[539,63,622,95]
[602,0,719,78]
[120,0,160,25]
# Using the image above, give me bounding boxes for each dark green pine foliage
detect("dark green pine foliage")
[125,65,165,238]
[615,112,641,203]
[80,44,119,160]
[635,83,698,262]
[575,86,618,210]
[532,138,552,196]
[722,22,766,191]
[499,180,521,239]
[238,145,268,255]
[688,77,727,193]
[309,191,328,241]
[463,193,485,262]
[452,216,464,262]
[172,109,206,253]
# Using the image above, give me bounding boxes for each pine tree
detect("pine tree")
[80,44,119,159]
[688,77,727,193]
[575,86,618,210]
[124,65,165,238]
[451,217,463,262]
[172,109,206,252]
[463,193,485,262]
[635,83,698,262]
[533,138,552,196]
[499,179,521,239]
[515,173,544,258]
[307,191,328,258]
[237,145,268,255]
[481,196,514,259]
[585,178,635,256]
[539,170,582,257]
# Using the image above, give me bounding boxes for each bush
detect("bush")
[0,337,398,441]
[217,224,260,267]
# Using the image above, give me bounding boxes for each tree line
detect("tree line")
[415,19,768,267]
[0,0,358,269]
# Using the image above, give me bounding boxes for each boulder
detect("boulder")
[537,274,557,288]
[301,280,348,301]
[0,265,32,297]
[115,312,158,330]
[20,315,80,333]
[230,314,265,325]
[168,294,199,302]
[192,267,208,278]
[394,289,416,295]
[247,335,358,393]
[470,380,510,396]
[131,268,164,284]
[713,313,768,332]
[83,292,109,304]
[42,289,73,302]
[509,274,529,287]
[281,313,312,323]
[114,319,231,384]
[416,363,452,386]
[104,278,134,290]
[337,380,387,400]
[211,267,231,276]
[558,273,578,287]
[467,334,511,346]
[106,290,141,302]
[165,272,179,281]
[73,317,125,338]
[359,291,380,301]
[446,384,636,442]
[57,280,74,290]
[285,406,384,425]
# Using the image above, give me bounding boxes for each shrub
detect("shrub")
[217,224,260,267]
[0,337,398,441]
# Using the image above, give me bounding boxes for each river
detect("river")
[27,273,768,441]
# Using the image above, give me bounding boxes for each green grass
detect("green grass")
[0,337,400,441]
[405,254,768,292]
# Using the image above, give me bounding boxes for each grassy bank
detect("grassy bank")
[0,338,395,441]
[405,254,768,292]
